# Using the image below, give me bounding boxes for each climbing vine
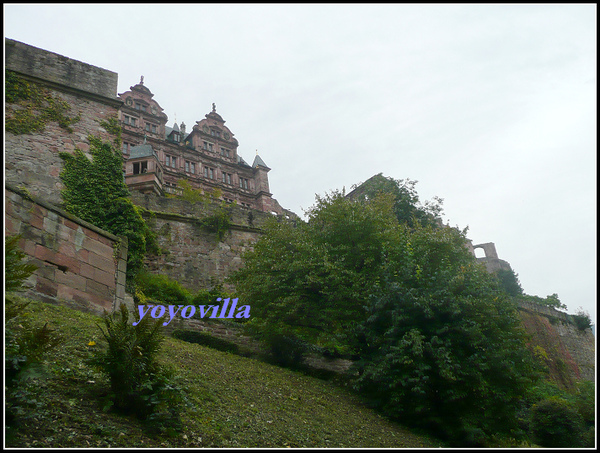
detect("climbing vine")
[199,206,232,241]
[5,70,81,135]
[59,134,156,285]
[175,179,233,240]
[99,117,122,147]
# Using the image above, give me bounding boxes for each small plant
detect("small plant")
[5,234,37,293]
[90,304,184,432]
[199,204,232,241]
[571,308,592,331]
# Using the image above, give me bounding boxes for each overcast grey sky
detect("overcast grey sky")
[4,4,596,324]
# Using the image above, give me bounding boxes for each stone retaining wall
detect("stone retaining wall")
[517,300,595,384]
[5,184,128,314]
[130,191,295,291]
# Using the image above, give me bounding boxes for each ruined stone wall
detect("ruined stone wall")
[5,38,122,206]
[5,184,128,315]
[517,300,595,387]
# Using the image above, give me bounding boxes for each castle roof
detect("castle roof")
[237,154,251,167]
[129,143,157,159]
[252,154,270,170]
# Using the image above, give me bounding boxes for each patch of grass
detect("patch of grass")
[5,298,444,448]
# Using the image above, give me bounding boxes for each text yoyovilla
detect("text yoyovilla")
[133,298,250,326]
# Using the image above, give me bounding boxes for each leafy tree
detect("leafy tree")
[517,293,567,311]
[352,224,541,444]
[349,173,443,227]
[231,190,399,355]
[495,268,523,296]
[59,134,154,283]
[571,308,593,331]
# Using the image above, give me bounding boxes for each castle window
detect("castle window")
[222,172,232,185]
[135,102,147,112]
[221,148,230,158]
[133,161,148,175]
[123,115,137,127]
[190,162,196,174]
[166,155,177,168]
[239,177,249,190]
[122,142,130,154]
[203,141,214,152]
[204,166,214,179]
[210,129,221,138]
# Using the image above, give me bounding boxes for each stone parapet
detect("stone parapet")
[5,38,119,103]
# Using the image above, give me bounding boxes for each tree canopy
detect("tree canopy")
[231,176,541,443]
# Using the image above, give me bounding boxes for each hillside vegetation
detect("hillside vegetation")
[5,298,443,448]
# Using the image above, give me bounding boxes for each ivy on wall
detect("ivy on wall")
[175,179,233,241]
[58,127,157,286]
[5,70,81,135]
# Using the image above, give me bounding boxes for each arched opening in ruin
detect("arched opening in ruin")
[474,247,487,259]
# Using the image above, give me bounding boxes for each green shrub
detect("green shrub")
[574,380,595,425]
[530,397,585,447]
[264,331,306,369]
[190,283,231,306]
[90,304,183,432]
[172,329,239,354]
[572,309,592,331]
[135,272,191,305]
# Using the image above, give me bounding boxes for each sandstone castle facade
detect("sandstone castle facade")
[119,77,283,214]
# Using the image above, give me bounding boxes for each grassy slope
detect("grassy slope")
[5,298,443,448]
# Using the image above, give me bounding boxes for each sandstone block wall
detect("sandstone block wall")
[131,191,296,291]
[143,212,263,291]
[5,184,128,314]
[5,38,122,206]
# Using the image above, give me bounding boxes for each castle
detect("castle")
[118,77,283,214]
[4,38,594,383]
[5,38,283,215]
